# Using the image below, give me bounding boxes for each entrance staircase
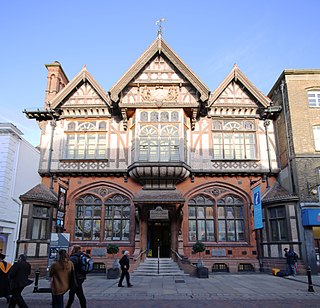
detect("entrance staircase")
[132,258,188,276]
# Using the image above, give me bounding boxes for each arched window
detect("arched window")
[188,195,215,242]
[188,193,245,242]
[104,195,131,241]
[217,195,244,241]
[75,195,102,241]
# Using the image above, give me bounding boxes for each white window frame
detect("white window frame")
[308,91,320,107]
[313,126,320,151]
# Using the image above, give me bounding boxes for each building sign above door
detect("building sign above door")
[150,206,169,220]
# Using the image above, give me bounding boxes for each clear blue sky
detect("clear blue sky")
[1,0,319,146]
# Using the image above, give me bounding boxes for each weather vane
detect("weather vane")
[156,18,165,37]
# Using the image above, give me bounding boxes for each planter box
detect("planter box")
[107,268,120,279]
[197,266,209,278]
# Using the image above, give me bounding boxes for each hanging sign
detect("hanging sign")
[253,185,263,229]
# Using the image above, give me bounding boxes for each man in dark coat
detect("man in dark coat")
[8,254,32,308]
[66,245,87,308]
[118,251,133,287]
[284,248,298,276]
[0,252,12,303]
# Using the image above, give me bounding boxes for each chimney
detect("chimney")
[44,61,69,108]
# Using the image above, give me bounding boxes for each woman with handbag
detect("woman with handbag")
[49,249,74,308]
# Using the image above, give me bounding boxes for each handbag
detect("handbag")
[69,268,78,292]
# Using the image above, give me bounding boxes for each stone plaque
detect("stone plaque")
[212,249,226,257]
[150,206,169,220]
[92,248,107,256]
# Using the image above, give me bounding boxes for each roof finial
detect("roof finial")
[156,18,165,38]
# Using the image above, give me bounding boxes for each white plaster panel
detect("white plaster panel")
[27,243,37,257]
[289,204,296,217]
[39,244,48,257]
[270,245,278,257]
[290,219,298,241]
[20,219,28,240]
[23,204,30,216]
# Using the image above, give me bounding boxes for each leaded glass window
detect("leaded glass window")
[212,120,256,160]
[74,195,102,241]
[105,195,131,241]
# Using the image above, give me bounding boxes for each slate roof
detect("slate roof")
[262,181,298,204]
[20,184,58,204]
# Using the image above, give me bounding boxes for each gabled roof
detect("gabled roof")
[50,66,112,109]
[208,65,271,108]
[110,37,209,102]
[20,183,57,204]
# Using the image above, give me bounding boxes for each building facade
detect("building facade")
[269,70,320,274]
[22,36,301,274]
[0,123,41,263]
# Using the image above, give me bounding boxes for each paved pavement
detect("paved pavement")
[1,273,320,307]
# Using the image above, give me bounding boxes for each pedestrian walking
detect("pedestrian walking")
[0,252,12,303]
[8,254,32,308]
[66,245,87,308]
[49,249,73,308]
[284,248,298,276]
[118,250,133,288]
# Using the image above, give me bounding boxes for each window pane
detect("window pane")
[218,207,225,218]
[227,220,235,241]
[218,221,226,241]
[40,220,47,239]
[188,220,197,241]
[197,220,205,241]
[206,220,215,241]
[197,207,205,219]
[93,220,100,240]
[206,207,214,219]
[83,220,92,240]
[236,220,245,241]
[270,220,278,241]
[188,207,196,219]
[32,219,40,239]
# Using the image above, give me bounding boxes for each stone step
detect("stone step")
[132,258,188,276]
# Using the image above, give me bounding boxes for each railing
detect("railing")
[170,248,183,261]
[133,249,147,262]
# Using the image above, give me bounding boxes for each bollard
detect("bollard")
[33,269,40,293]
[307,266,315,292]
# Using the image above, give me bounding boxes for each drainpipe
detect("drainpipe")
[264,119,271,189]
[280,81,294,194]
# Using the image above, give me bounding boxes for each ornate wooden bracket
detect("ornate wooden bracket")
[191,108,198,130]
[121,108,128,131]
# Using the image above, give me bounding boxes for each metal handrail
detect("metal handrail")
[133,249,147,261]
[157,245,160,274]
[170,248,183,261]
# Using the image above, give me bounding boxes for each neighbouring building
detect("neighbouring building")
[269,69,320,274]
[0,123,41,263]
[21,34,302,275]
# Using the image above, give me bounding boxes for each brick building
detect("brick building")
[269,70,320,274]
[20,35,300,275]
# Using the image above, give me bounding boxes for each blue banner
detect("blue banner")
[252,185,263,229]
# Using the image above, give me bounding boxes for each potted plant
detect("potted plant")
[192,241,209,278]
[106,244,120,279]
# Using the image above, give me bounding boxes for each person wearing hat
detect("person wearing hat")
[8,254,32,308]
[0,252,12,303]
[118,250,133,288]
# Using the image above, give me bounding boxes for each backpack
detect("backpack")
[79,253,93,274]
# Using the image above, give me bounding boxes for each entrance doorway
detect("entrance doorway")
[148,221,171,258]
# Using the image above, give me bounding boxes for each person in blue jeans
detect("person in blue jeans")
[284,248,298,276]
[66,245,87,308]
